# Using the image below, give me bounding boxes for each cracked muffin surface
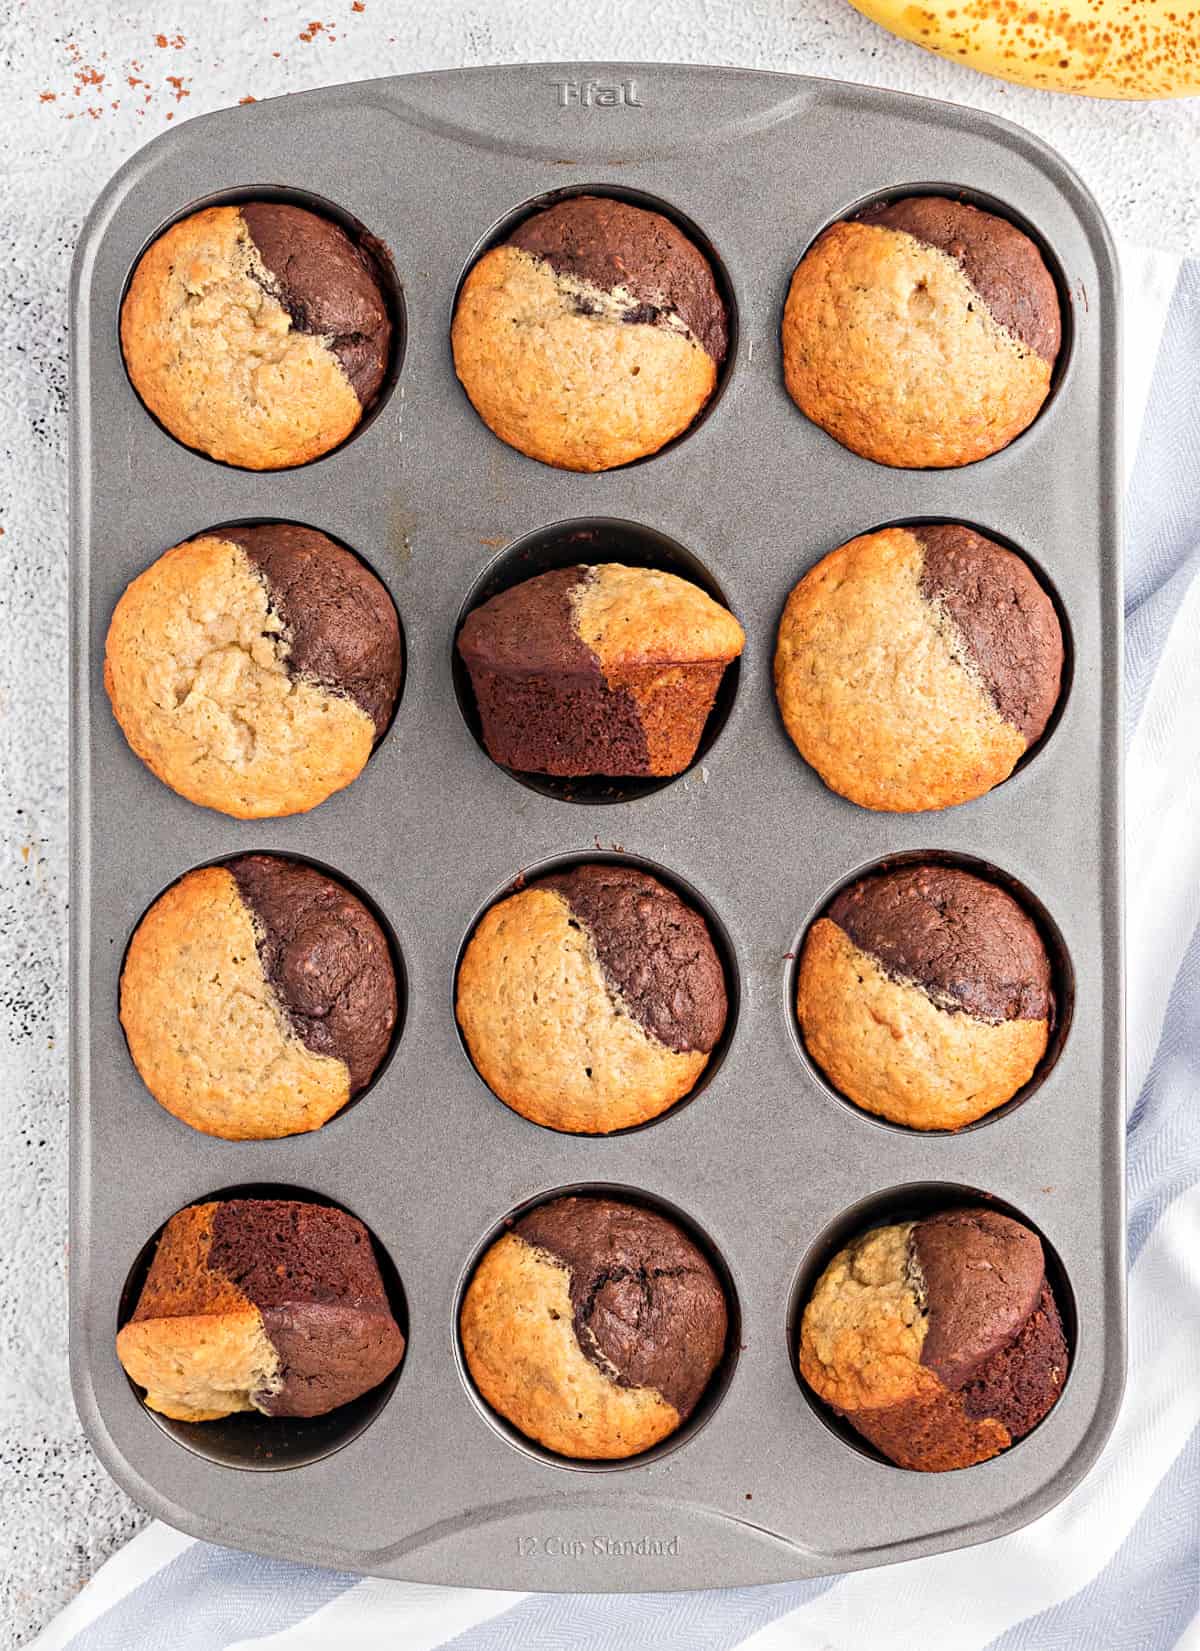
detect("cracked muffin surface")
[796,864,1053,1130]
[799,1207,1069,1470]
[451,196,727,471]
[120,855,397,1139]
[781,196,1061,468]
[460,1195,728,1458]
[117,1199,404,1422]
[774,524,1063,812]
[105,525,401,818]
[456,863,727,1133]
[121,202,392,468]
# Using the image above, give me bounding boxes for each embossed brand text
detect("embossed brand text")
[550,78,642,108]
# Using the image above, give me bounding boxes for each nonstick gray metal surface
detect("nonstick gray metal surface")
[69,62,1125,1591]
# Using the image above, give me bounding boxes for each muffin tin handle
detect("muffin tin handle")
[383,61,824,166]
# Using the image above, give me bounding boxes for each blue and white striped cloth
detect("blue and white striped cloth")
[38,245,1200,1651]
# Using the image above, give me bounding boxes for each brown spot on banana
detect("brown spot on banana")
[847,0,1200,98]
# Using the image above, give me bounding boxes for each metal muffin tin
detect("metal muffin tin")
[70,62,1125,1590]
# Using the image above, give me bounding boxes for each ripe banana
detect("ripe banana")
[844,0,1200,98]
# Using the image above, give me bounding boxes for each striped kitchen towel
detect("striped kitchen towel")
[35,245,1200,1651]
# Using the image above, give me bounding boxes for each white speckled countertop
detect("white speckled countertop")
[0,2,1196,1644]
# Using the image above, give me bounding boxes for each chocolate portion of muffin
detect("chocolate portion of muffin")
[223,524,401,735]
[473,671,651,775]
[117,1199,405,1421]
[855,197,1060,364]
[826,865,1053,1025]
[798,1206,1069,1470]
[514,1196,728,1418]
[240,203,392,406]
[207,1200,401,1416]
[902,1210,1070,1452]
[228,855,397,1095]
[958,1281,1067,1436]
[508,196,728,363]
[913,1209,1046,1386]
[914,525,1063,746]
[459,566,597,677]
[208,1199,386,1309]
[535,864,726,1054]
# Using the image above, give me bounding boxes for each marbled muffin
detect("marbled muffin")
[117,1200,405,1422]
[121,856,397,1139]
[797,864,1053,1130]
[105,525,401,819]
[121,203,392,468]
[461,1196,728,1459]
[782,197,1061,468]
[458,564,744,778]
[774,525,1063,812]
[452,196,728,471]
[456,864,727,1133]
[799,1208,1069,1470]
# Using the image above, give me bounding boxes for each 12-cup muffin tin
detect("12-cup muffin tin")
[70,63,1125,1590]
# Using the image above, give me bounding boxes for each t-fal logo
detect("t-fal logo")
[550,78,642,108]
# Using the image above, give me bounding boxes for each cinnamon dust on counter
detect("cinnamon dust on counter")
[38,7,373,123]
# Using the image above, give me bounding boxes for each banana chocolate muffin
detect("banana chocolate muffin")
[121,855,397,1139]
[121,202,393,468]
[799,1207,1069,1470]
[782,197,1061,468]
[774,525,1063,812]
[461,1195,728,1459]
[796,864,1054,1130]
[117,1199,405,1422]
[458,564,744,778]
[456,863,727,1133]
[106,525,401,819]
[451,195,728,471]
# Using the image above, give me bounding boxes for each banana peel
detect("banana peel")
[844,0,1200,98]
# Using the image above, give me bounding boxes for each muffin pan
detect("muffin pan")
[70,63,1124,1589]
